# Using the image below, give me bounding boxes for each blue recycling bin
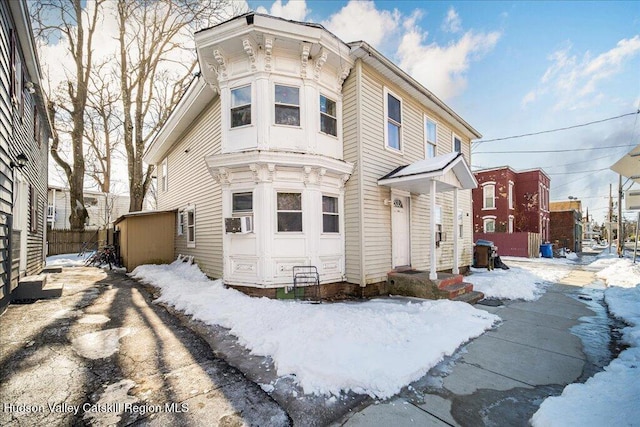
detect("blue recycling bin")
[540,243,553,258]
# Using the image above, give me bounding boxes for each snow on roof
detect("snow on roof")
[381,152,459,180]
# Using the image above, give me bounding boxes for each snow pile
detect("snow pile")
[467,267,545,301]
[596,258,640,288]
[130,261,499,399]
[531,260,640,426]
[46,252,93,267]
[467,262,569,301]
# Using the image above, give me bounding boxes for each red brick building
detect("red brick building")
[549,201,583,253]
[472,167,550,242]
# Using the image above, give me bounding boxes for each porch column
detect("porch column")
[452,187,459,275]
[429,179,437,280]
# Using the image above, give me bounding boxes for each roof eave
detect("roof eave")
[144,76,216,165]
[349,41,482,140]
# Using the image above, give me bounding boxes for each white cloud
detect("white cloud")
[256,0,309,22]
[322,0,400,47]
[398,26,501,100]
[522,36,640,110]
[442,7,462,33]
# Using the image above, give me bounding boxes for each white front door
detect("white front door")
[392,196,410,267]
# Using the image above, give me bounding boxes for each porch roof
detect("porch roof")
[610,143,640,184]
[378,152,477,194]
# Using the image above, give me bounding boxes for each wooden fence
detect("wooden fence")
[47,230,99,256]
[473,232,542,258]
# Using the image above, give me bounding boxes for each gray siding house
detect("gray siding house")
[144,14,480,296]
[1,0,51,313]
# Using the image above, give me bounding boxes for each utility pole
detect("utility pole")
[608,183,613,254]
[618,175,623,257]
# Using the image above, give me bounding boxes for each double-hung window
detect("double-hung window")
[483,184,495,209]
[275,85,300,126]
[186,207,195,247]
[483,217,496,233]
[177,210,184,235]
[385,90,402,151]
[230,85,251,127]
[277,193,302,232]
[232,192,253,216]
[425,117,437,158]
[508,181,514,210]
[161,158,168,192]
[320,95,337,136]
[453,135,462,153]
[322,196,339,233]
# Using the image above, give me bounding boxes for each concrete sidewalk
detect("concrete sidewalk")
[0,267,289,426]
[338,280,606,426]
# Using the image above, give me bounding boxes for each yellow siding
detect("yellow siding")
[355,62,475,283]
[342,68,362,284]
[157,99,223,278]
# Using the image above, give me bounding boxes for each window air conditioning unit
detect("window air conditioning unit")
[225,216,253,233]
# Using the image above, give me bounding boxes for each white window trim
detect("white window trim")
[319,93,338,138]
[276,191,303,234]
[186,206,195,248]
[508,181,514,210]
[161,158,168,192]
[177,209,184,236]
[274,83,301,128]
[321,194,340,234]
[232,191,254,217]
[508,215,514,233]
[452,133,462,154]
[425,115,437,159]
[383,87,403,154]
[482,182,496,210]
[458,209,464,239]
[483,215,497,233]
[230,84,252,129]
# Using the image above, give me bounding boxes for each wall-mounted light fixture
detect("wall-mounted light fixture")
[10,152,28,169]
[25,81,36,94]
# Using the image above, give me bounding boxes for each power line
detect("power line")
[547,167,610,176]
[553,168,609,190]
[474,143,635,155]
[472,110,639,145]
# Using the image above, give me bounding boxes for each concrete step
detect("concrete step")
[42,266,63,274]
[451,290,485,305]
[440,282,474,299]
[12,274,63,301]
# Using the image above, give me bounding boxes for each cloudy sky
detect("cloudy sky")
[248,0,640,222]
[41,0,639,222]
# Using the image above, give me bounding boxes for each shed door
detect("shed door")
[392,196,410,267]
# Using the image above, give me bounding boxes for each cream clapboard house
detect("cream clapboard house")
[144,14,480,294]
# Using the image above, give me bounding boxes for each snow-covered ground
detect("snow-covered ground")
[130,261,499,398]
[531,255,640,426]
[46,252,93,267]
[130,251,640,422]
[467,257,572,301]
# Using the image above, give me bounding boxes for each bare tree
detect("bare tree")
[85,60,122,193]
[115,0,242,212]
[32,0,106,230]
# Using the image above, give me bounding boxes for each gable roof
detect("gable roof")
[378,152,477,194]
[349,41,482,141]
